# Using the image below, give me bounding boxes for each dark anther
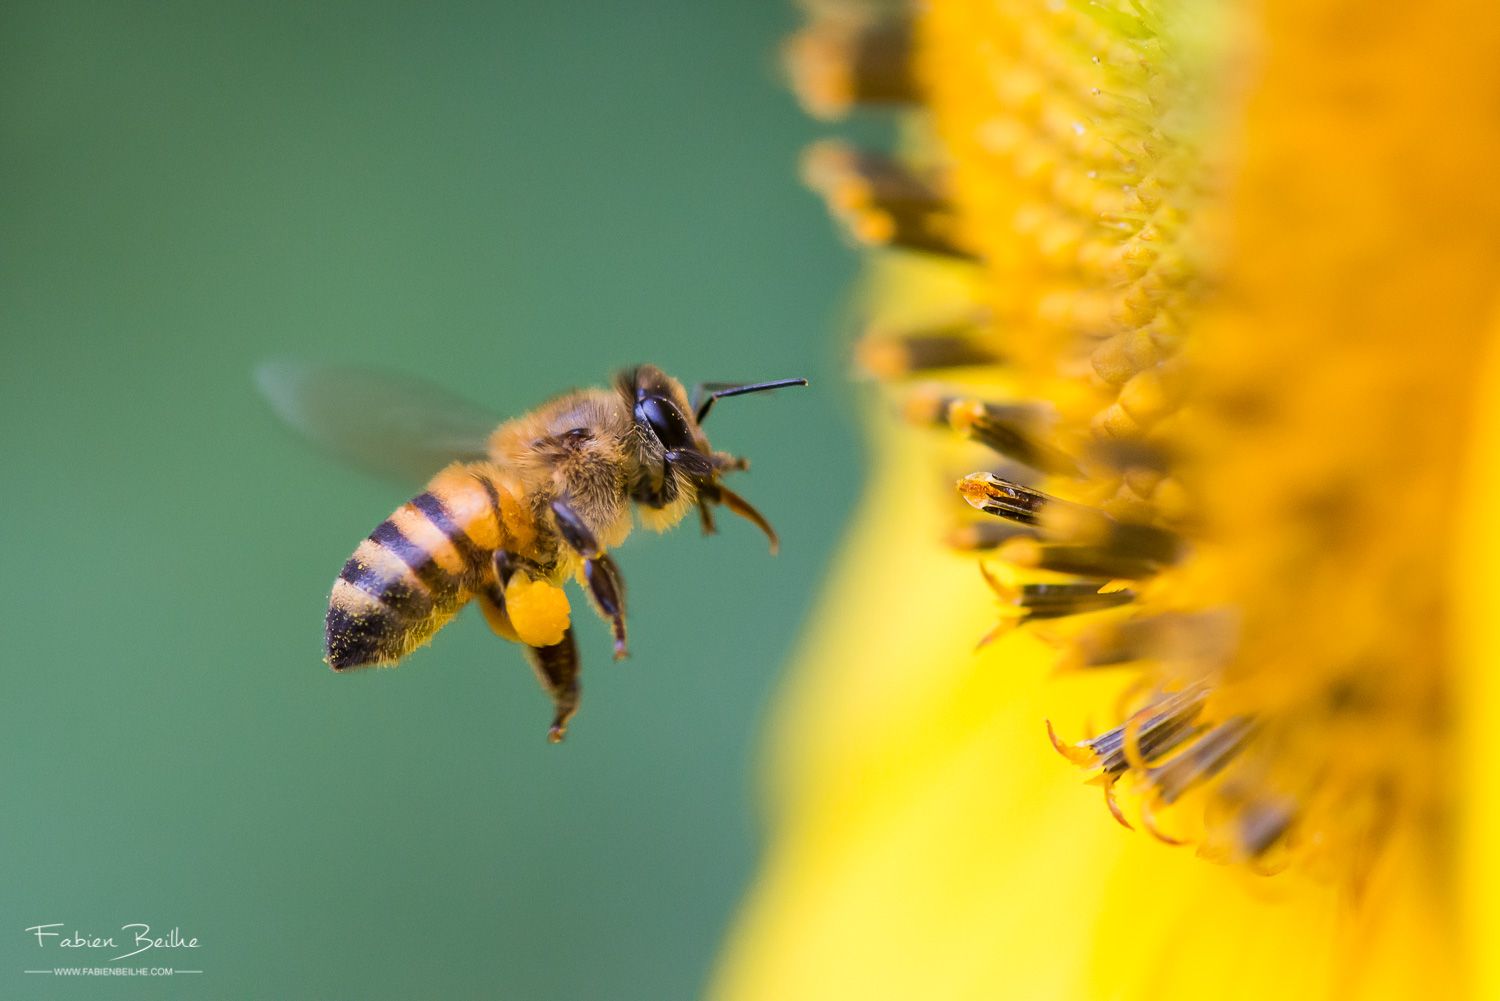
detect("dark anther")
[1012,582,1136,621]
[957,474,1051,526]
[1085,688,1208,777]
[1147,717,1255,804]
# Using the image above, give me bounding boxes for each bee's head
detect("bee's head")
[621,364,708,457]
[616,364,806,552]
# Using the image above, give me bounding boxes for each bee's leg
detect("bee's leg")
[493,550,517,584]
[634,449,717,510]
[583,554,627,660]
[478,568,578,741]
[663,448,716,480]
[523,628,581,743]
[549,500,629,660]
[660,449,752,543]
[697,482,780,555]
[697,498,718,536]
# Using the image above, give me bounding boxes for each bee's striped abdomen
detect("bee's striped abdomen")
[325,463,509,670]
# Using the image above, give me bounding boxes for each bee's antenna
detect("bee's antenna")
[692,378,809,424]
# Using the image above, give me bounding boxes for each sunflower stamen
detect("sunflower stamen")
[956,473,1055,527]
[802,142,975,258]
[905,389,1078,474]
[783,11,917,121]
[1147,717,1256,805]
[1234,798,1296,859]
[1078,609,1238,671]
[1062,616,1159,668]
[979,561,1135,624]
[1084,686,1207,777]
[996,536,1164,581]
[856,328,1001,377]
[959,472,1183,567]
[801,141,948,215]
[945,521,1034,553]
[947,400,1079,475]
[1014,581,1135,621]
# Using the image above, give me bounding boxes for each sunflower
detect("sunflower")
[713,0,1500,998]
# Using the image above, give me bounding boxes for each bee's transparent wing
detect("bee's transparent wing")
[255,359,502,483]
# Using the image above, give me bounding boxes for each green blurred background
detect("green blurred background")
[1,1,861,997]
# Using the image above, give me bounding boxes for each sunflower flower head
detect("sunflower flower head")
[719,0,1500,997]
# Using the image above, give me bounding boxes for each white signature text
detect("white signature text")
[26,924,200,963]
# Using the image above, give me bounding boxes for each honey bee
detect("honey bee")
[258,362,806,742]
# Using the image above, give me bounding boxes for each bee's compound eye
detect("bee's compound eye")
[635,396,695,450]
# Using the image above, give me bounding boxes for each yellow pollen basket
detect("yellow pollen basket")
[503,576,570,649]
